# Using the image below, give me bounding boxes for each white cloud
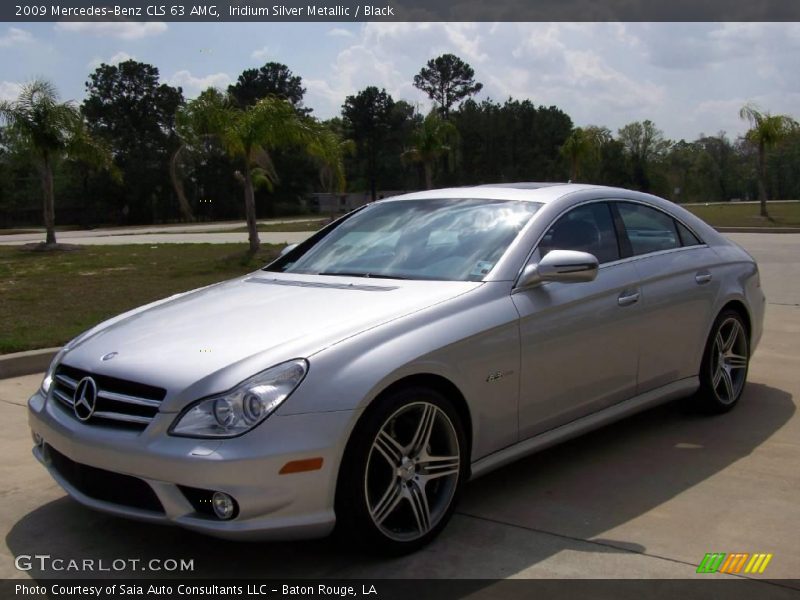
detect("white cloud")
[710,22,800,53]
[250,45,270,62]
[0,27,33,47]
[87,51,135,70]
[305,42,420,115]
[55,22,167,40]
[560,50,664,112]
[639,23,800,72]
[169,70,232,95]
[15,22,799,142]
[693,92,800,139]
[306,22,667,133]
[0,81,23,102]
[305,23,494,118]
[362,23,488,64]
[510,23,568,73]
[327,28,354,38]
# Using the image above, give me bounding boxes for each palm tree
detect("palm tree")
[402,111,459,189]
[739,103,798,218]
[560,126,611,182]
[172,88,236,223]
[169,146,196,223]
[0,79,114,245]
[306,127,354,218]
[180,89,345,254]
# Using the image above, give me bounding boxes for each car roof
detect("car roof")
[380,182,728,253]
[383,183,616,204]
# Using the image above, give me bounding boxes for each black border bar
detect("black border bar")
[4,0,800,22]
[4,579,800,600]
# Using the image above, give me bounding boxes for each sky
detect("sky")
[1,21,799,141]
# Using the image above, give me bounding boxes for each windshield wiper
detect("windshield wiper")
[317,271,410,280]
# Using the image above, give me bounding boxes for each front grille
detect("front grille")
[45,444,164,513]
[51,364,166,431]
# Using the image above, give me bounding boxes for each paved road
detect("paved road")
[0,231,315,246]
[682,199,799,206]
[729,233,800,306]
[0,234,797,583]
[0,218,320,246]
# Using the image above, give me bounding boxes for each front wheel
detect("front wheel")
[696,310,750,413]
[335,387,467,554]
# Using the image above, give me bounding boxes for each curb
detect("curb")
[716,227,800,234]
[0,347,59,380]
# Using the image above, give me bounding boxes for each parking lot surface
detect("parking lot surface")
[0,233,797,585]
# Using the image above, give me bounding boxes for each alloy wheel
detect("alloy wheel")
[364,401,461,542]
[710,317,748,405]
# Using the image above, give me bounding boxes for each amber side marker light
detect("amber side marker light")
[280,457,324,474]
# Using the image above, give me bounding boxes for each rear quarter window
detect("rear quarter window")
[617,203,680,256]
[676,221,703,246]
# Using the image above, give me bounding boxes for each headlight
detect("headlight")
[41,347,68,395]
[169,359,308,438]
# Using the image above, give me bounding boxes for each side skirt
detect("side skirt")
[469,377,700,480]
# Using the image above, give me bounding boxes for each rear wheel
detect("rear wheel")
[336,387,467,554]
[696,310,750,413]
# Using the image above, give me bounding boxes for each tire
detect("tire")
[695,309,750,414]
[335,386,468,555]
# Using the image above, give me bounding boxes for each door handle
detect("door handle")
[618,290,640,307]
[695,271,713,285]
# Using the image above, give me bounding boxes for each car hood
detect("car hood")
[60,272,480,409]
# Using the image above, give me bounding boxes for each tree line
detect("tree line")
[1,53,799,251]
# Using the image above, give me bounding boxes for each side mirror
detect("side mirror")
[280,243,298,257]
[517,250,599,289]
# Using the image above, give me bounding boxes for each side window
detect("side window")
[617,203,680,256]
[539,203,620,264]
[676,221,703,247]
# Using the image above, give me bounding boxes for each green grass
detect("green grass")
[684,202,800,228]
[0,244,283,354]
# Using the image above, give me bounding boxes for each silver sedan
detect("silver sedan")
[28,183,765,553]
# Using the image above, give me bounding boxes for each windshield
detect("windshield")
[268,198,542,281]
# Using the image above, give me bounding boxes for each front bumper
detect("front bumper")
[28,390,357,540]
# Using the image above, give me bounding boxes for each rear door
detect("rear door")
[613,201,720,392]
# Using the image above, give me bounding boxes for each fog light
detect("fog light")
[31,431,43,447]
[211,492,236,520]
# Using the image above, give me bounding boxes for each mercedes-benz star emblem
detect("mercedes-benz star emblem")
[73,377,98,422]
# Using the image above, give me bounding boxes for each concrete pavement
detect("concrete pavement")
[727,233,800,306]
[0,234,797,583]
[0,218,319,246]
[0,231,314,246]
[2,311,796,581]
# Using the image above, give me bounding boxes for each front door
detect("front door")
[512,201,642,439]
